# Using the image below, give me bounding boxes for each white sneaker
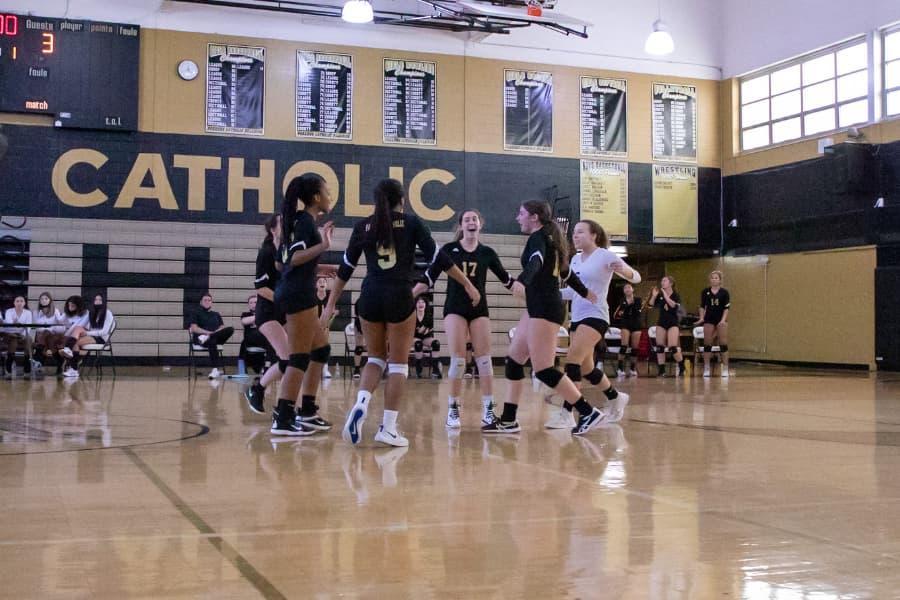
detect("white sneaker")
[63,368,79,378]
[446,404,461,429]
[481,402,497,426]
[721,369,730,378]
[544,406,576,429]
[703,367,711,378]
[374,425,409,447]
[60,347,74,359]
[616,368,625,378]
[198,334,209,344]
[323,365,332,378]
[342,398,369,445]
[628,369,638,378]
[208,368,222,379]
[604,391,629,423]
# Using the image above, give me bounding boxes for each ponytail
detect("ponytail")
[262,213,279,247]
[372,178,405,249]
[521,200,571,272]
[281,174,325,245]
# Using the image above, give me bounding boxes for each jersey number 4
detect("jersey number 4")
[376,244,397,270]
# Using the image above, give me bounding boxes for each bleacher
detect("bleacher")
[25,217,526,363]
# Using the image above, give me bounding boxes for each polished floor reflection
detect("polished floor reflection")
[2,366,900,599]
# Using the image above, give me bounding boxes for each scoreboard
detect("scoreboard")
[0,13,139,131]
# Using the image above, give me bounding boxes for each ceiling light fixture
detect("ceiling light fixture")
[644,0,674,56]
[341,0,374,24]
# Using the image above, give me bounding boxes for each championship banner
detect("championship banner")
[206,44,266,135]
[652,164,698,243]
[580,77,627,156]
[296,51,352,140]
[504,69,553,153]
[580,160,628,239]
[652,82,697,162]
[383,59,437,145]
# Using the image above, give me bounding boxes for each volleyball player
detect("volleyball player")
[319,178,480,447]
[244,214,289,415]
[412,296,441,379]
[423,209,513,429]
[545,220,640,430]
[613,283,643,377]
[649,276,685,376]
[484,201,606,436]
[269,174,334,436]
[315,276,333,379]
[697,270,731,377]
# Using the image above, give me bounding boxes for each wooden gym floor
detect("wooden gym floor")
[1,365,900,599]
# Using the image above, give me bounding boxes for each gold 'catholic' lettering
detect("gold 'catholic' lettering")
[114,153,178,210]
[408,169,455,221]
[52,149,109,208]
[228,158,275,213]
[174,155,222,211]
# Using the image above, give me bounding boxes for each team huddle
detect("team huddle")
[244,174,728,447]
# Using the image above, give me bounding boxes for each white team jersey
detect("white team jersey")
[561,248,624,324]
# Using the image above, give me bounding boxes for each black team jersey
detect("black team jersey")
[701,287,731,323]
[518,226,588,307]
[279,211,322,291]
[254,240,280,292]
[337,211,451,283]
[614,297,643,325]
[427,241,514,317]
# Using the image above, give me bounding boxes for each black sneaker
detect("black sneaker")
[352,367,361,379]
[431,368,442,380]
[481,420,521,434]
[296,413,332,431]
[271,410,315,436]
[244,384,265,414]
[572,407,606,436]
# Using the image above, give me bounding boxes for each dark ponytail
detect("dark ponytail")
[521,200,571,272]
[372,178,405,249]
[262,213,279,247]
[281,174,325,245]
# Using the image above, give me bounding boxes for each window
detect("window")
[739,38,870,151]
[885,25,900,117]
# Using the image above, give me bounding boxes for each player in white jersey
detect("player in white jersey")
[546,220,642,431]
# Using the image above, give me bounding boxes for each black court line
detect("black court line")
[121,446,287,600]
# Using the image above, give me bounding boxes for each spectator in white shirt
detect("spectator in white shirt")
[33,292,66,372]
[2,295,33,378]
[60,293,114,378]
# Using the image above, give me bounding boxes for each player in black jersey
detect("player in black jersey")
[483,200,609,436]
[244,214,291,414]
[696,270,731,377]
[269,174,335,436]
[612,283,643,377]
[424,209,513,429]
[649,275,685,376]
[320,179,480,448]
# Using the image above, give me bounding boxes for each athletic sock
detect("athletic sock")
[299,395,317,416]
[603,387,618,400]
[501,402,518,423]
[573,398,593,417]
[562,400,574,412]
[382,409,398,431]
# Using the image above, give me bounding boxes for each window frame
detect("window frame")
[883,23,900,120]
[738,35,872,153]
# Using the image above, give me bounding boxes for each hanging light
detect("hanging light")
[644,0,674,56]
[342,0,374,24]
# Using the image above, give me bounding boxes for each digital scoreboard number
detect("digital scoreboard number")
[0,13,140,131]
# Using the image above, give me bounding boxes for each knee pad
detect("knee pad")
[431,339,440,352]
[388,362,409,378]
[535,367,564,389]
[505,357,526,381]
[310,344,331,364]
[564,363,582,382]
[288,353,310,371]
[414,340,423,353]
[448,356,466,379]
[585,368,605,386]
[696,345,707,353]
[367,356,387,373]
[475,355,493,378]
[466,342,473,352]
[278,358,289,372]
[354,345,364,356]
[719,344,728,353]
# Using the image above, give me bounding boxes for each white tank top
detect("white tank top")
[561,248,624,324]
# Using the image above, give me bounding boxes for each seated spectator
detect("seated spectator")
[32,292,66,373]
[2,295,33,378]
[60,293,114,379]
[189,292,234,379]
[239,295,272,374]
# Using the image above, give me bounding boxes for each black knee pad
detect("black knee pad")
[719,344,728,352]
[504,357,526,381]
[585,368,604,386]
[288,353,310,371]
[354,345,364,356]
[535,367,563,389]
[564,363,582,382]
[278,358,289,372]
[310,344,331,363]
[430,339,440,352]
[414,340,423,353]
